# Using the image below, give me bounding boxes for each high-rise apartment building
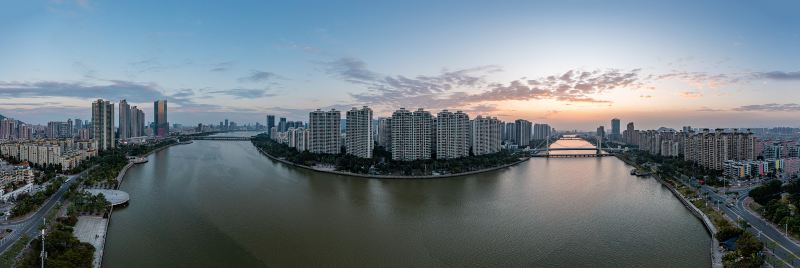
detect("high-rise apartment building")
[683,128,755,170]
[391,108,433,161]
[92,99,115,151]
[308,109,341,154]
[154,100,168,137]
[266,115,275,136]
[623,122,636,144]
[611,118,621,141]
[0,118,18,140]
[597,126,605,139]
[514,119,532,147]
[119,99,131,139]
[436,110,470,159]
[74,119,83,133]
[504,122,516,144]
[46,121,71,138]
[375,118,392,149]
[345,106,374,158]
[471,116,503,155]
[278,117,287,132]
[533,123,551,140]
[130,106,145,137]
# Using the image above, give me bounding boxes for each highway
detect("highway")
[698,184,800,267]
[0,166,92,254]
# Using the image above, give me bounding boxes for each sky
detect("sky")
[1,0,799,130]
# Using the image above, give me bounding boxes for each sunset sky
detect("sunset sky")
[1,0,799,130]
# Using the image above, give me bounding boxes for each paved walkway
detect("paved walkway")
[85,189,130,206]
[73,216,107,268]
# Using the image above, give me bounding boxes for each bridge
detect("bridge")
[529,135,620,158]
[189,136,253,141]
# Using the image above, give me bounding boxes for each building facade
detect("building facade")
[92,99,115,151]
[308,109,341,154]
[514,119,532,147]
[683,128,755,170]
[345,106,373,158]
[471,116,503,156]
[391,108,433,161]
[436,110,470,159]
[153,100,169,137]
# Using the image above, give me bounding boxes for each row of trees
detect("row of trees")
[751,180,800,238]
[252,134,523,176]
[622,150,725,186]
[67,191,110,216]
[9,176,64,217]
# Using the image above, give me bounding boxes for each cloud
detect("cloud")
[0,80,165,102]
[322,57,639,110]
[753,71,800,80]
[696,106,725,112]
[238,70,281,83]
[640,94,652,98]
[680,91,703,98]
[322,57,381,83]
[733,103,800,112]
[207,88,275,99]
[654,72,737,89]
[210,61,235,72]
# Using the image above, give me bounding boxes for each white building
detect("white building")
[514,119,532,147]
[308,109,341,154]
[92,99,115,151]
[436,110,470,159]
[391,108,433,161]
[345,106,374,158]
[471,116,503,156]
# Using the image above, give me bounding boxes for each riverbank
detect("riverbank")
[615,155,723,268]
[255,146,529,179]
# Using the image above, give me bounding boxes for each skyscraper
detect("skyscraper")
[154,100,168,137]
[308,109,341,154]
[266,115,275,136]
[345,106,373,158]
[92,99,115,151]
[1,118,19,140]
[130,106,145,137]
[119,99,131,139]
[611,118,621,141]
[375,118,392,149]
[436,110,470,159]
[278,117,287,132]
[624,122,636,144]
[74,118,82,132]
[533,123,551,140]
[514,119,532,147]
[391,108,433,161]
[472,116,503,155]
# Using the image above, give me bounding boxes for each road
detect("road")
[698,184,800,267]
[0,166,92,254]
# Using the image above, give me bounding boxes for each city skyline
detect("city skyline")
[2,0,800,129]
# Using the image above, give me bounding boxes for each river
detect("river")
[103,132,710,267]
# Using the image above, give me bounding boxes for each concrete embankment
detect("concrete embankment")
[254,146,528,179]
[616,155,722,268]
